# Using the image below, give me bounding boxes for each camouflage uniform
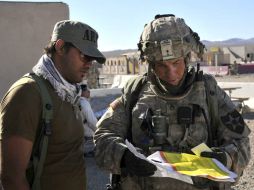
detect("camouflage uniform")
[94,14,251,190]
[95,72,250,190]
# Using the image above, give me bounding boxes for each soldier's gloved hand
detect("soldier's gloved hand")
[200,147,228,166]
[121,150,156,177]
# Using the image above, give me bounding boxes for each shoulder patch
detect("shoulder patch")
[221,110,245,134]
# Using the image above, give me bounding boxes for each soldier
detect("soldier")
[94,14,250,190]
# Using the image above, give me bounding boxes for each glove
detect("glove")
[200,147,228,166]
[121,150,157,177]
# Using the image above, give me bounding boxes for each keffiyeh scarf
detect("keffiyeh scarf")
[32,54,81,116]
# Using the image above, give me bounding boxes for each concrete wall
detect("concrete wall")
[0,2,69,99]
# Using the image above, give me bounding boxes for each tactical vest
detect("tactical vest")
[123,73,220,152]
[131,79,210,154]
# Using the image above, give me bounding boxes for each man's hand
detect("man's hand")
[200,147,228,166]
[121,150,156,177]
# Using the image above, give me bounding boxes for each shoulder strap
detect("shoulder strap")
[122,74,147,142]
[203,74,219,147]
[25,73,53,190]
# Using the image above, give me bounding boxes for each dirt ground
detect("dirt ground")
[216,74,254,190]
[231,112,254,190]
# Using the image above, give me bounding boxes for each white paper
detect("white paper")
[125,140,193,184]
[125,140,237,183]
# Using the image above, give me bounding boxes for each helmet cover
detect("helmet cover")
[138,15,205,62]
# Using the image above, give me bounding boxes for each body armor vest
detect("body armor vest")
[131,80,210,154]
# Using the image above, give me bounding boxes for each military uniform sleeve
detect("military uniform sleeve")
[214,81,251,181]
[94,97,129,174]
[94,75,145,174]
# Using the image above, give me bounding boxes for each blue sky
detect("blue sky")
[3,0,254,51]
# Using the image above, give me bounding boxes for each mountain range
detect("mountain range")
[102,38,254,58]
[202,38,254,47]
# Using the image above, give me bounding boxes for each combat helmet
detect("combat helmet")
[138,14,205,62]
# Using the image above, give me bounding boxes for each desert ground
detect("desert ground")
[216,74,254,190]
[231,112,254,190]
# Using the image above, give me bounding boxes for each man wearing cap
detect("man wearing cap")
[1,20,105,190]
[94,15,250,190]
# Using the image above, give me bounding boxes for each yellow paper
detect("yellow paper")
[161,152,231,179]
[191,143,212,156]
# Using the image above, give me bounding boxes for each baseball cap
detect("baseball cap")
[51,20,106,64]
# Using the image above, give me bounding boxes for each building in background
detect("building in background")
[3,1,252,92]
[203,45,254,66]
[87,62,100,89]
[97,44,254,87]
[202,45,254,75]
[0,1,69,99]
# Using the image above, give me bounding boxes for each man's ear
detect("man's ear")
[55,39,65,55]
